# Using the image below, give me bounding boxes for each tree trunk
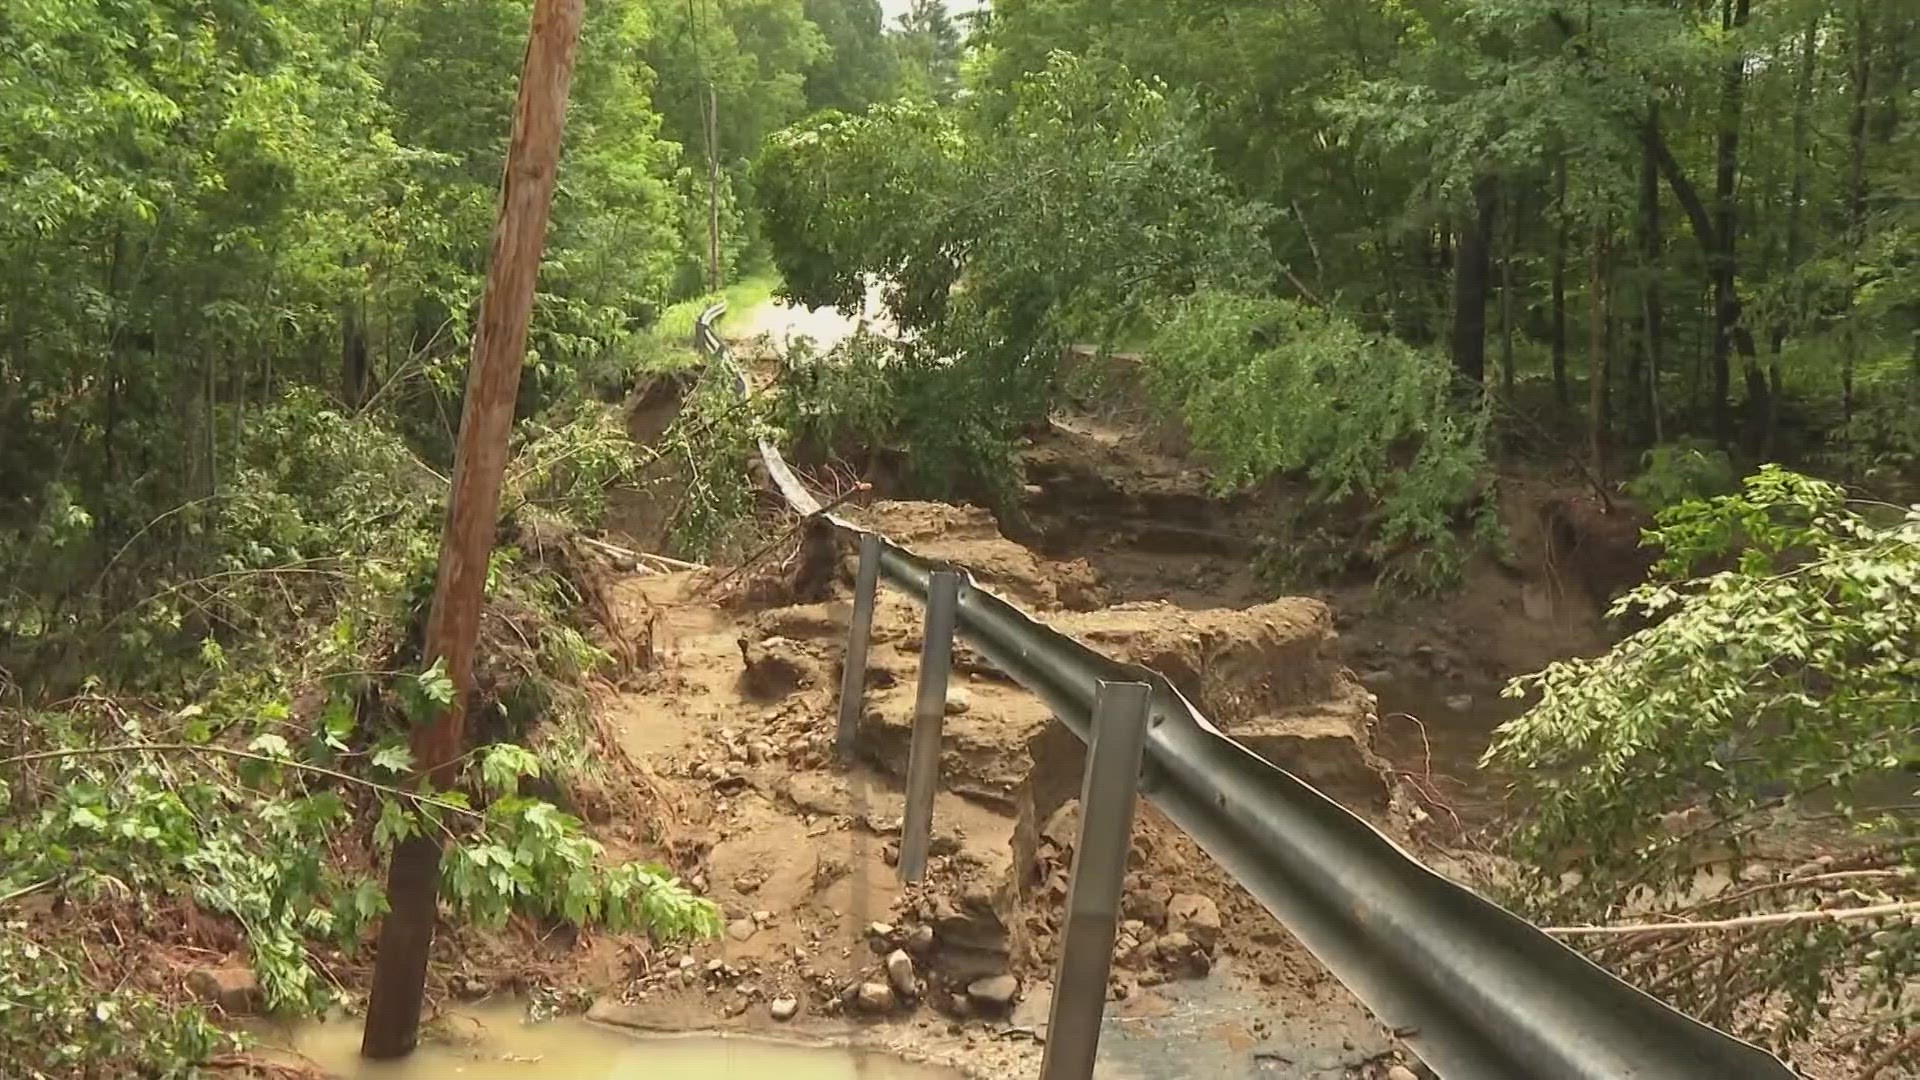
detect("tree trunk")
[1644,106,1759,447]
[1711,0,1755,444]
[1500,182,1518,397]
[1552,161,1569,409]
[104,229,125,497]
[1638,115,1665,446]
[1842,0,1874,425]
[1449,177,1498,389]
[1590,222,1611,486]
[1769,14,1821,452]
[1871,1,1911,144]
[341,300,371,410]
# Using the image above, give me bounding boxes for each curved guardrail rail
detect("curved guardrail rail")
[694,303,1797,1079]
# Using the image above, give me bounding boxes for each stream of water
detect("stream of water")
[258,1001,959,1080]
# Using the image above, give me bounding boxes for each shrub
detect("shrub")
[1487,467,1918,1054]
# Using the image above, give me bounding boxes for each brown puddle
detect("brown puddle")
[256,1001,959,1080]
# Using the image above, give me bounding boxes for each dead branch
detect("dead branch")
[1547,899,1920,937]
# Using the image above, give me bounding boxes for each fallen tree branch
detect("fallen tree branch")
[705,482,871,591]
[1547,900,1920,937]
[1858,1026,1920,1080]
[577,535,707,571]
[0,743,483,819]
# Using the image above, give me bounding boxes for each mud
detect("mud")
[580,465,1401,1075]
[535,309,1513,1076]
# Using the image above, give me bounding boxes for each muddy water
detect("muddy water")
[262,1002,958,1080]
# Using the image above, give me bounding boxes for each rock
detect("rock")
[1153,931,1212,978]
[187,967,262,1014]
[1361,669,1396,685]
[905,924,936,955]
[944,687,972,715]
[451,973,490,1000]
[885,949,917,998]
[1166,894,1222,950]
[753,910,774,924]
[738,635,819,700]
[1444,694,1474,713]
[728,918,759,942]
[770,996,800,1022]
[966,974,1020,1014]
[867,921,896,941]
[853,981,897,1014]
[1123,883,1173,928]
[1387,1067,1420,1080]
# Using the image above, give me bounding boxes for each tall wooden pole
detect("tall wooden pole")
[360,0,585,1058]
[705,80,722,293]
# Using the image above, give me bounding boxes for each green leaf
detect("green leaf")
[373,799,416,852]
[370,743,414,776]
[320,695,356,751]
[477,744,541,799]
[248,733,292,760]
[416,657,454,707]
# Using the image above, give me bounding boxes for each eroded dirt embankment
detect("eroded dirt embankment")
[576,313,1646,1076]
[585,491,1402,1075]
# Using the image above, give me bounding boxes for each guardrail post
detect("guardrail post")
[835,533,882,762]
[1039,680,1153,1080]
[898,569,960,882]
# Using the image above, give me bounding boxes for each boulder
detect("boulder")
[186,967,262,1014]
[853,981,897,1014]
[966,974,1020,1014]
[1166,894,1221,950]
[884,949,918,999]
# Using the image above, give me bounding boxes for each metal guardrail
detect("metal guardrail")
[694,304,1798,1079]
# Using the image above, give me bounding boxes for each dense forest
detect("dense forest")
[1,0,1913,1076]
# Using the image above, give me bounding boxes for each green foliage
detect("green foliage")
[775,332,902,455]
[801,0,904,114]
[1623,439,1739,512]
[1147,291,1495,587]
[977,0,1920,476]
[0,392,716,1075]
[659,366,777,560]
[0,931,229,1079]
[757,53,1269,500]
[895,0,966,103]
[1816,355,1920,493]
[1487,467,1918,1048]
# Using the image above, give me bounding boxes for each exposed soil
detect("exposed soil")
[574,482,1404,1076]
[547,313,1658,1076]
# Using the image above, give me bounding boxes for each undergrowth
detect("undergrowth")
[1146,291,1498,595]
[1487,468,1918,1060]
[0,392,718,1076]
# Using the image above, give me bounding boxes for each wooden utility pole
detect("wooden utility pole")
[360,0,585,1059]
[705,80,722,293]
